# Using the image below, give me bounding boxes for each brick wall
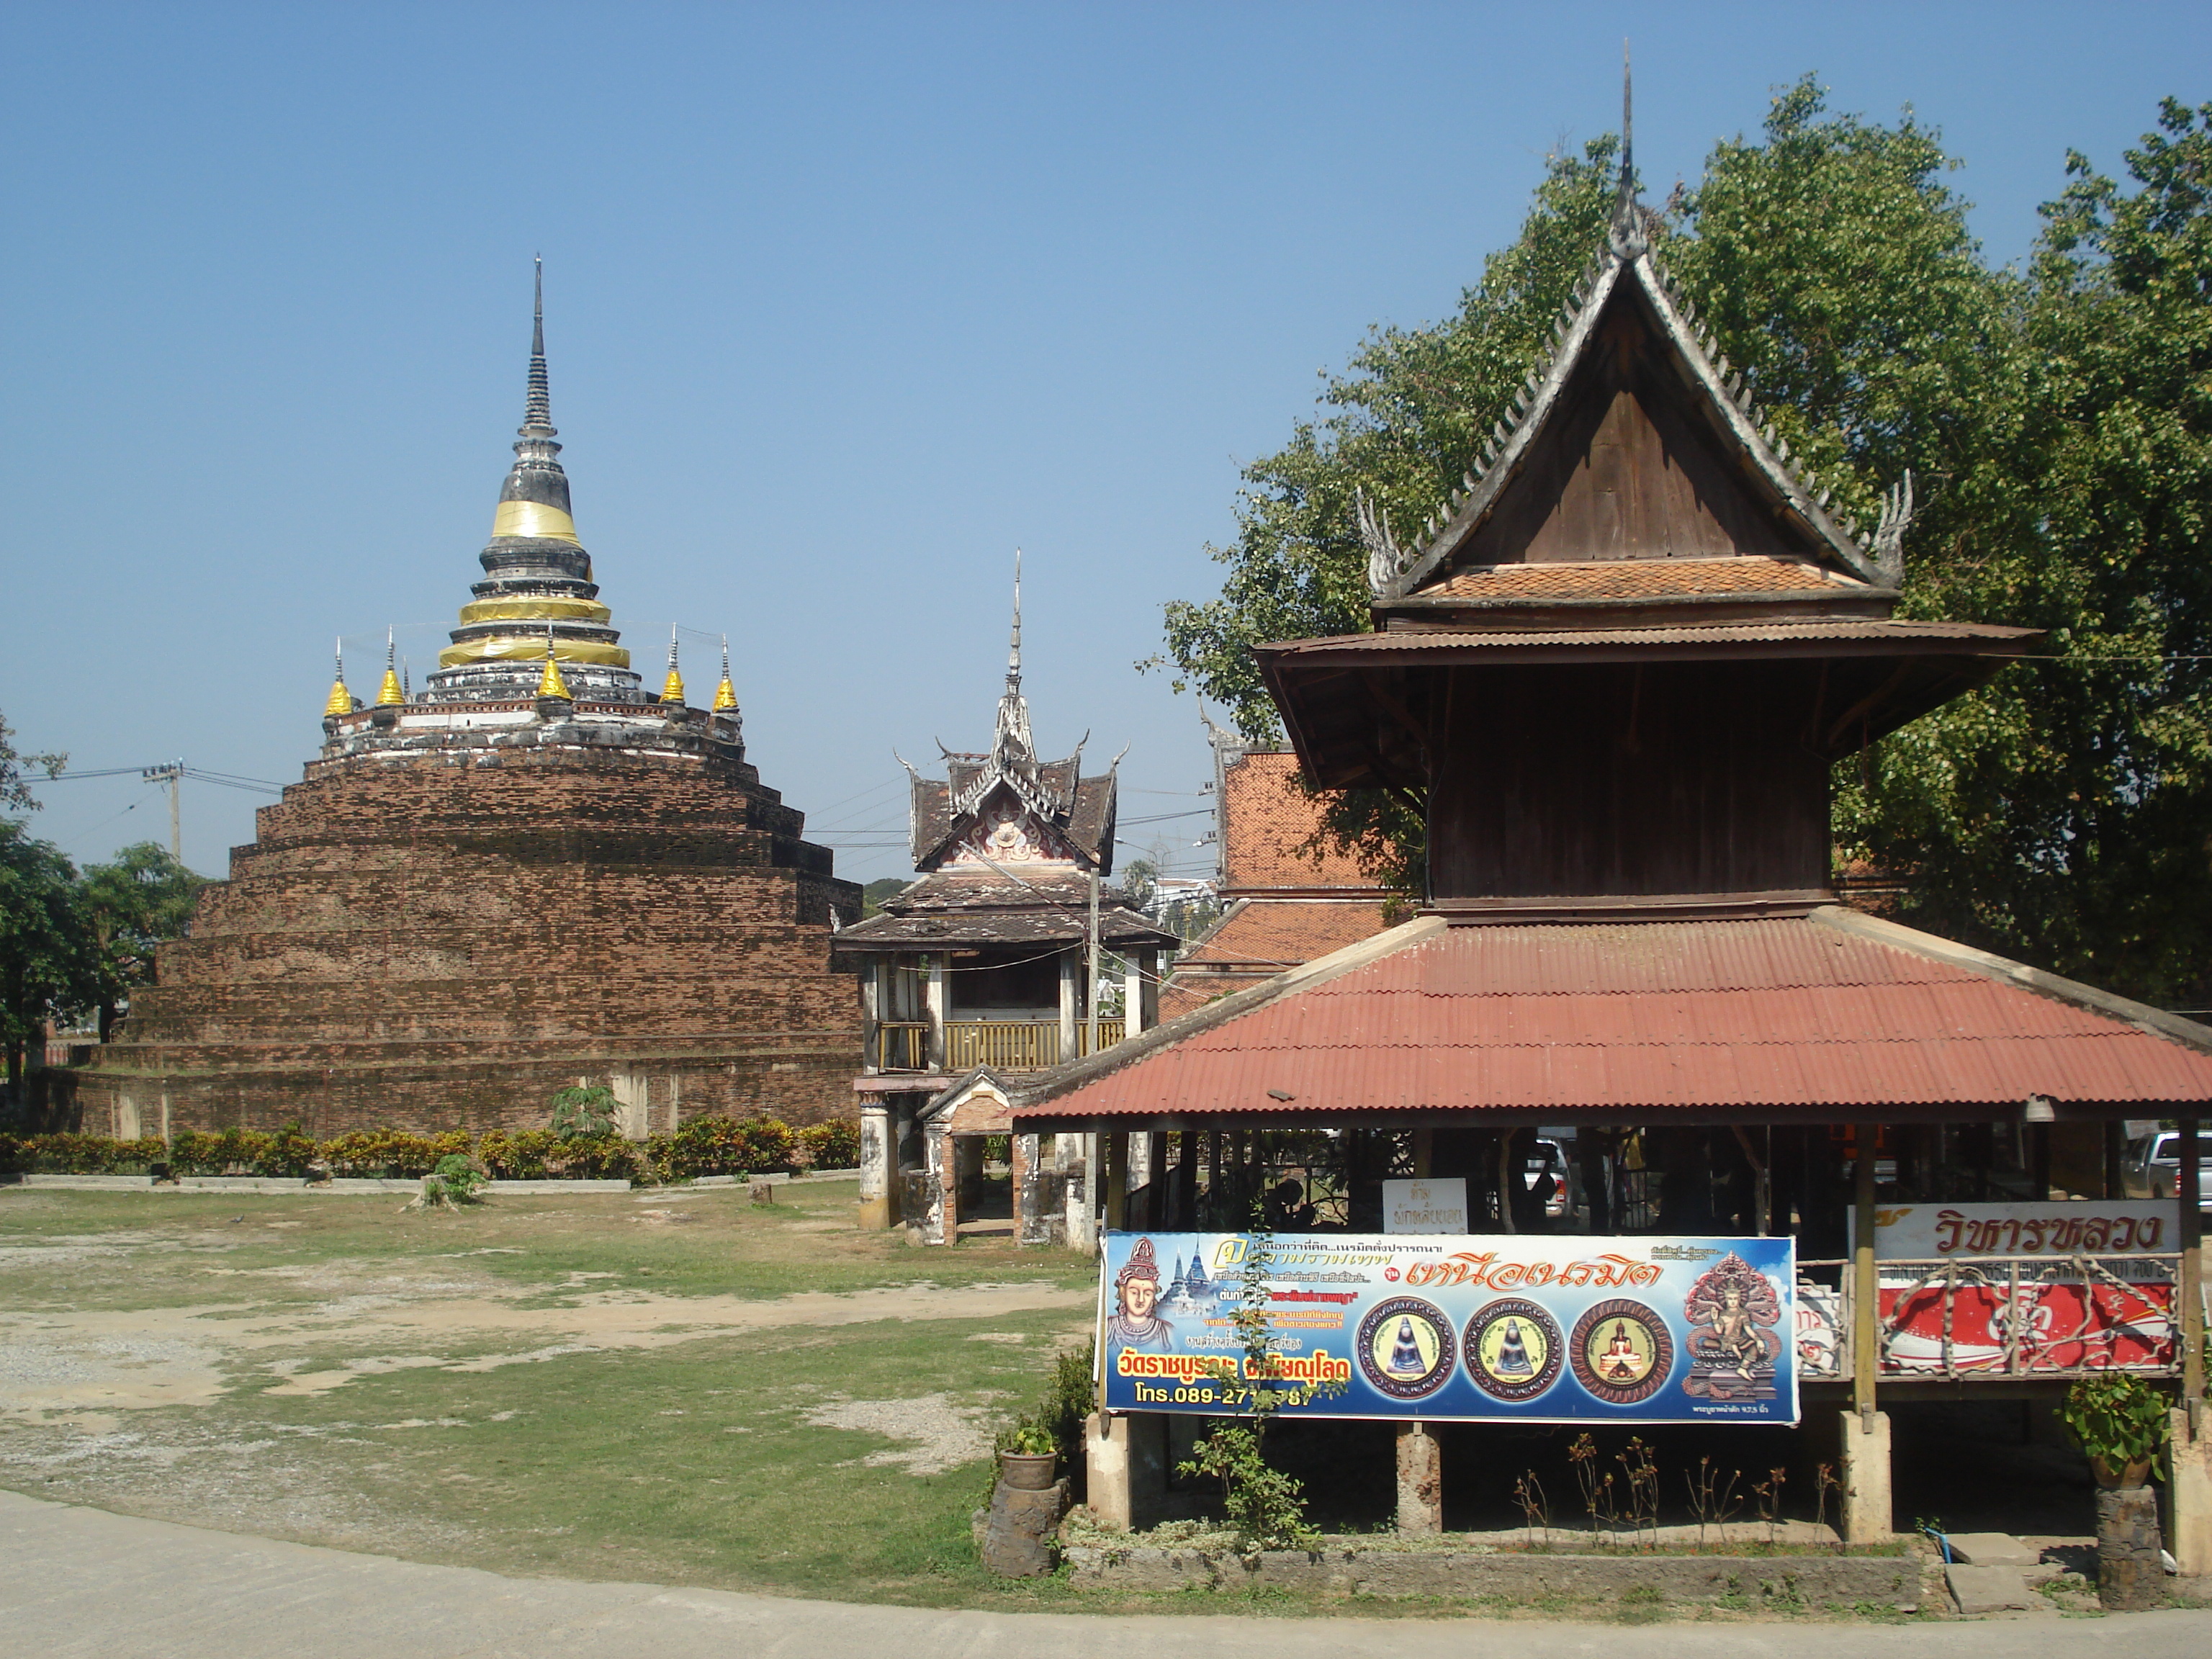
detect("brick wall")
[76,737,863,1137]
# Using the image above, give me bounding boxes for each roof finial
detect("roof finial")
[713,634,738,711]
[1007,547,1023,695]
[662,624,686,706]
[521,255,554,437]
[325,637,352,716]
[1609,41,1647,260]
[377,625,405,705]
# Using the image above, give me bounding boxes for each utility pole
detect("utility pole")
[141,761,184,860]
[1086,865,1100,1059]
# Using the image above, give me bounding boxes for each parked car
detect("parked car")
[2123,1130,2212,1208]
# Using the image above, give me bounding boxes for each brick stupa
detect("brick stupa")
[78,268,861,1138]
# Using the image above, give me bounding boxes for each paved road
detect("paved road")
[4,1489,2208,1659]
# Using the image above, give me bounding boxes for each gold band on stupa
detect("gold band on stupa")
[458,597,612,624]
[439,637,633,668]
[490,499,580,544]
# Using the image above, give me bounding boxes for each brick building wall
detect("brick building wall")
[76,734,863,1138]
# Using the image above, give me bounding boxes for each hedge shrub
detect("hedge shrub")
[0,1112,863,1186]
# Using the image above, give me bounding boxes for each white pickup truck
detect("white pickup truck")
[2124,1129,2212,1209]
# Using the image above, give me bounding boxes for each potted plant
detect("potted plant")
[2059,1370,2171,1611]
[2059,1370,2169,1488]
[996,1422,1058,1491]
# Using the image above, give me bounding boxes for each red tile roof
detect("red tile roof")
[1262,618,2036,659]
[1219,752,1381,891]
[1014,911,2212,1123]
[1414,556,1857,602]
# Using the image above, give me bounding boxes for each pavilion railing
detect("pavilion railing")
[1797,1253,2190,1384]
[943,1019,1127,1071]
[876,1023,930,1073]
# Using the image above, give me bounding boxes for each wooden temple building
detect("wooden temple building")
[833,567,1177,1243]
[76,268,863,1137]
[1007,129,2212,1557]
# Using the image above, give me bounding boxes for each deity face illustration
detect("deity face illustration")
[1123,1277,1157,1321]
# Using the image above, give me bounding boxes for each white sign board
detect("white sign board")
[1382,1177,1469,1234]
[1852,1200,2180,1261]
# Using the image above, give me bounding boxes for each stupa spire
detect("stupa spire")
[522,255,554,438]
[425,261,639,706]
[662,626,686,705]
[712,636,738,712]
[324,638,352,716]
[377,626,405,705]
[536,626,572,701]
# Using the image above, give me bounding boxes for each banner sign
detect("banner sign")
[1381,1179,1468,1234]
[1844,1201,2180,1376]
[1853,1200,2180,1262]
[1099,1231,1798,1425]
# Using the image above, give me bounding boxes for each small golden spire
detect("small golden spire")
[376,627,405,706]
[711,634,738,711]
[324,637,353,716]
[660,625,685,705]
[536,628,572,700]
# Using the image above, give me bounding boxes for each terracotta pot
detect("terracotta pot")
[2090,1455,2153,1489]
[997,1451,1058,1491]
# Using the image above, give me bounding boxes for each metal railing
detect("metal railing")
[1798,1253,2190,1383]
[876,1018,1129,1074]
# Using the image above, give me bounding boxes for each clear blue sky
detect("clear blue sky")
[2,2,2203,886]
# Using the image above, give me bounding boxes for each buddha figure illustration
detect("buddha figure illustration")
[1385,1317,1427,1375]
[1603,1320,1642,1380]
[1493,1317,1534,1376]
[1107,1237,1175,1349]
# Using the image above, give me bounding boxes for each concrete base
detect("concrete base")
[1084,1412,1168,1532]
[1945,1564,2036,1614]
[1839,1409,1892,1544]
[1395,1423,1442,1536]
[1946,1532,2039,1567]
[2170,1407,2212,1578]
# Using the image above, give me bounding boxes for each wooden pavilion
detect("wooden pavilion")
[1008,133,2212,1557]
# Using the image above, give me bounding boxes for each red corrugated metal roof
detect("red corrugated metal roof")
[1013,915,2212,1120]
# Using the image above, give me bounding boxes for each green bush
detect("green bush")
[549,1085,621,1140]
[477,1127,557,1179]
[2059,1371,2172,1479]
[801,1119,860,1169]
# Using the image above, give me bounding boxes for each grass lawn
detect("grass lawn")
[0,1178,1133,1609]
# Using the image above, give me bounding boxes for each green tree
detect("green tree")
[1837,97,2212,1007]
[0,821,99,1092]
[0,709,66,813]
[1158,82,2212,1007]
[78,842,209,1040]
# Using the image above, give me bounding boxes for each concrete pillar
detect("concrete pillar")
[860,961,881,1074]
[610,1066,649,1141]
[1123,953,1146,1038]
[938,1128,963,1246]
[925,955,948,1072]
[115,1091,140,1141]
[2172,1408,2212,1576]
[1838,1408,1893,1543]
[1396,1422,1442,1536]
[1058,953,1079,1064]
[1084,1411,1167,1531]
[858,1104,896,1230]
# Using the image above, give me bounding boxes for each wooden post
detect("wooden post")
[2182,1115,2203,1419]
[1853,1130,1879,1429]
[1413,1128,1434,1178]
[1105,1130,1128,1231]
[2105,1120,2127,1200]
